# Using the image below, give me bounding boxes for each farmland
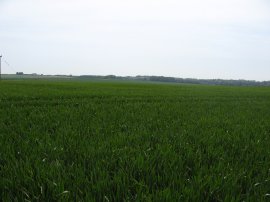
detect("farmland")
[1,80,270,201]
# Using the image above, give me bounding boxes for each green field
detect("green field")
[1,80,270,201]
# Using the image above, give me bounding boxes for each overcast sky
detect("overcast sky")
[0,0,270,80]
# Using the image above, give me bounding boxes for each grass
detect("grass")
[1,80,270,201]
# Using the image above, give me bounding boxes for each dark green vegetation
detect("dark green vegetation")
[1,80,270,201]
[4,74,270,86]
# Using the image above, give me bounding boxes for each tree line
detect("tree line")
[78,75,270,86]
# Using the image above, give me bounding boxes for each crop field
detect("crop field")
[1,80,270,201]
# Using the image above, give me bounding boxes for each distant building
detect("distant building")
[16,72,24,75]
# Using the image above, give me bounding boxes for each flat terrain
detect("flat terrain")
[1,80,270,201]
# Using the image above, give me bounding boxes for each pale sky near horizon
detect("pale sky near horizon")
[0,0,270,81]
